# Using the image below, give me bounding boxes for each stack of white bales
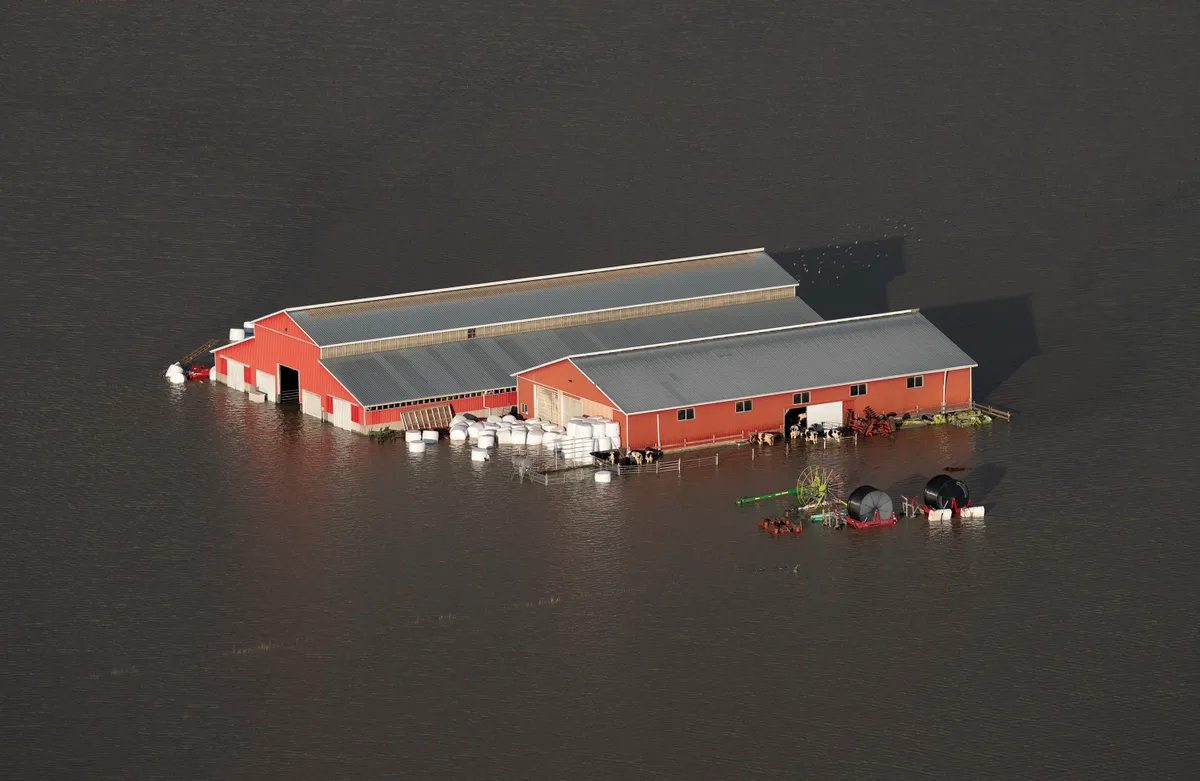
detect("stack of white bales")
[558,416,621,462]
[165,363,185,385]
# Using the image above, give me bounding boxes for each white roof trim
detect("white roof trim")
[316,284,797,351]
[286,247,767,314]
[509,309,922,376]
[628,365,979,415]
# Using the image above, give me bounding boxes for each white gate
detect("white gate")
[331,396,353,430]
[807,401,844,429]
[301,390,323,420]
[255,370,276,403]
[226,359,247,392]
[534,385,561,425]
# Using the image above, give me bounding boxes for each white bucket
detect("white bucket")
[449,427,469,441]
[229,328,246,342]
[404,430,423,442]
[604,421,620,438]
[594,471,613,483]
[470,447,490,462]
[510,428,527,446]
[168,372,186,385]
[422,429,440,442]
[408,440,427,453]
[478,434,496,448]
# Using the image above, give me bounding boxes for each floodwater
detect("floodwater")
[3,2,1198,778]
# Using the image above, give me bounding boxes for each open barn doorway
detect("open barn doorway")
[279,365,300,406]
[784,406,808,439]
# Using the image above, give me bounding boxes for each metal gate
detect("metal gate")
[226,359,247,392]
[301,390,323,419]
[331,397,353,430]
[255,370,276,403]
[534,385,561,424]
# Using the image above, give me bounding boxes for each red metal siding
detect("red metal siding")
[516,359,621,412]
[213,313,360,408]
[364,392,502,426]
[619,369,974,450]
[485,391,518,409]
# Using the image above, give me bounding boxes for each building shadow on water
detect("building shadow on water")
[769,237,906,320]
[769,238,1040,402]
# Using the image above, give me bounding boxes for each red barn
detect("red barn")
[513,310,976,451]
[210,248,821,433]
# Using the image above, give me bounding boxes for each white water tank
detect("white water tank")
[242,320,256,333]
[229,328,246,342]
[408,440,427,453]
[404,430,423,442]
[422,429,439,443]
[594,471,613,483]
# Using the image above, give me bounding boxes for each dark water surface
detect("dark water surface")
[3,2,1198,778]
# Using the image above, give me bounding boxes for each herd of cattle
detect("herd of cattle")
[750,424,844,446]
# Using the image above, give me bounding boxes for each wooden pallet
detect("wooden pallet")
[400,404,453,431]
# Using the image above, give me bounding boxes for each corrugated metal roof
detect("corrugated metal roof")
[290,251,798,346]
[570,311,977,413]
[322,297,823,406]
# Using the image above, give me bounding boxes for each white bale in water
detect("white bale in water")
[248,390,266,402]
[165,363,184,377]
[467,422,483,438]
[525,429,544,446]
[422,429,439,442]
[595,436,612,452]
[486,415,501,424]
[604,421,620,438]
[408,440,427,453]
[404,430,423,442]
[448,427,469,441]
[510,428,527,445]
[451,414,467,426]
[168,372,186,385]
[484,422,500,431]
[594,470,613,483]
[575,422,593,439]
[229,328,246,342]
[502,414,517,423]
[478,434,496,448]
[496,428,513,444]
[610,434,621,450]
[470,447,490,461]
[546,424,565,434]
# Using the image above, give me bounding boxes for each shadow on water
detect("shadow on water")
[768,237,906,320]
[922,296,1042,400]
[967,462,1007,507]
[770,238,1041,402]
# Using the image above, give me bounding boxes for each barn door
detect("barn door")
[806,401,843,429]
[331,397,353,430]
[562,394,582,422]
[301,390,323,419]
[255,370,276,403]
[534,385,561,424]
[226,359,246,392]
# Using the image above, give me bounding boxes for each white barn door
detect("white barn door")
[807,401,843,429]
[331,397,353,430]
[301,391,323,420]
[255,370,276,403]
[226,359,247,392]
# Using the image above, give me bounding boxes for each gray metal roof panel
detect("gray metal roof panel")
[322,297,822,406]
[291,251,798,346]
[571,311,977,413]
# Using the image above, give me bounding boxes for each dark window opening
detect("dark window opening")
[466,328,476,339]
[735,399,753,413]
[906,375,923,389]
[793,391,810,405]
[677,408,695,421]
[850,384,867,397]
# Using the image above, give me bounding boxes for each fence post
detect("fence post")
[715,452,719,467]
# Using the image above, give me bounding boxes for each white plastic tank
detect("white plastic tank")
[168,372,186,385]
[594,470,613,483]
[404,430,423,442]
[407,440,427,453]
[242,320,256,334]
[422,429,440,443]
[510,428,528,446]
[229,328,246,342]
[471,447,490,462]
[604,421,620,438]
[478,434,496,448]
[449,427,468,441]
